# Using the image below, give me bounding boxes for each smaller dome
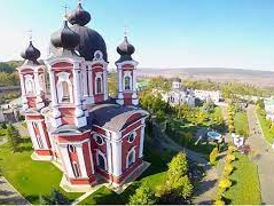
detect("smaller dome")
[116,36,135,63]
[51,20,80,50]
[68,3,91,26]
[117,36,135,56]
[21,41,41,63]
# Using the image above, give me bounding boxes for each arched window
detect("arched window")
[72,161,80,178]
[98,153,106,171]
[25,79,34,95]
[127,149,135,168]
[32,122,43,149]
[61,81,70,103]
[124,76,131,90]
[96,77,102,94]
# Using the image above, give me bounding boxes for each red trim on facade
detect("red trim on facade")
[35,150,53,156]
[68,175,96,185]
[55,131,90,143]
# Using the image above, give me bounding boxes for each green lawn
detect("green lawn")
[224,153,261,205]
[256,109,274,143]
[234,111,250,138]
[0,140,82,204]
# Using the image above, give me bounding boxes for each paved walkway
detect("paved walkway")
[247,105,274,205]
[0,176,30,205]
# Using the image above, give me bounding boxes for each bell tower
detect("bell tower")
[18,39,47,111]
[46,19,87,128]
[115,33,138,106]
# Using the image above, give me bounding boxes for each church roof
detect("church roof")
[88,104,148,132]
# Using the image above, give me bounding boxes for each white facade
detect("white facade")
[194,89,221,104]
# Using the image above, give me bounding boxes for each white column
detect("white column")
[88,141,95,174]
[103,68,108,100]
[76,144,88,178]
[48,69,58,106]
[111,139,122,176]
[27,121,39,150]
[72,68,81,107]
[139,125,145,158]
[19,74,26,96]
[88,69,94,103]
[38,122,49,150]
[58,144,75,178]
[116,68,124,105]
[106,139,113,175]
[132,69,137,99]
[118,69,123,93]
[83,67,88,97]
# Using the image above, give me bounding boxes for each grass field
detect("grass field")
[0,140,82,204]
[256,109,274,143]
[224,153,261,205]
[234,111,250,138]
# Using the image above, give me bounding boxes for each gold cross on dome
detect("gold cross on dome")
[27,30,32,42]
[62,4,69,19]
[124,26,128,38]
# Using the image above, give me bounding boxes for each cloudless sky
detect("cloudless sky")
[1,0,274,70]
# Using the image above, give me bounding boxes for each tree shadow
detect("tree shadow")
[0,189,15,196]
[194,179,217,196]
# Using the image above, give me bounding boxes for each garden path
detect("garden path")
[0,176,30,205]
[153,121,221,204]
[247,105,274,205]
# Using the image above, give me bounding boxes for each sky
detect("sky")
[1,0,274,70]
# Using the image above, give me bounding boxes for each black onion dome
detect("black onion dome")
[70,24,108,61]
[21,41,41,63]
[116,36,135,63]
[68,3,91,26]
[51,21,80,50]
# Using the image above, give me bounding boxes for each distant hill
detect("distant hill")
[137,68,274,88]
[0,61,23,73]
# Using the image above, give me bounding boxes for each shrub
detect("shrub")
[228,145,236,153]
[215,199,225,205]
[219,177,232,190]
[209,147,219,165]
[226,154,236,163]
[224,163,234,176]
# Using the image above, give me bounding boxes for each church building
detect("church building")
[17,3,149,192]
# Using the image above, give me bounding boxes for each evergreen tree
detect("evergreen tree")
[6,124,20,152]
[40,189,70,205]
[157,152,193,204]
[129,183,157,205]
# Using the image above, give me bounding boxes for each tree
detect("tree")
[209,147,219,166]
[203,100,215,113]
[129,183,157,205]
[6,124,21,152]
[40,189,70,205]
[157,152,193,204]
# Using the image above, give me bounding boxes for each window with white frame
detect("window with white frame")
[72,161,80,178]
[56,72,73,104]
[127,148,135,168]
[32,122,43,149]
[94,134,104,145]
[68,145,76,153]
[97,152,106,171]
[127,132,135,143]
[25,77,34,95]
[95,75,103,94]
[124,76,131,90]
